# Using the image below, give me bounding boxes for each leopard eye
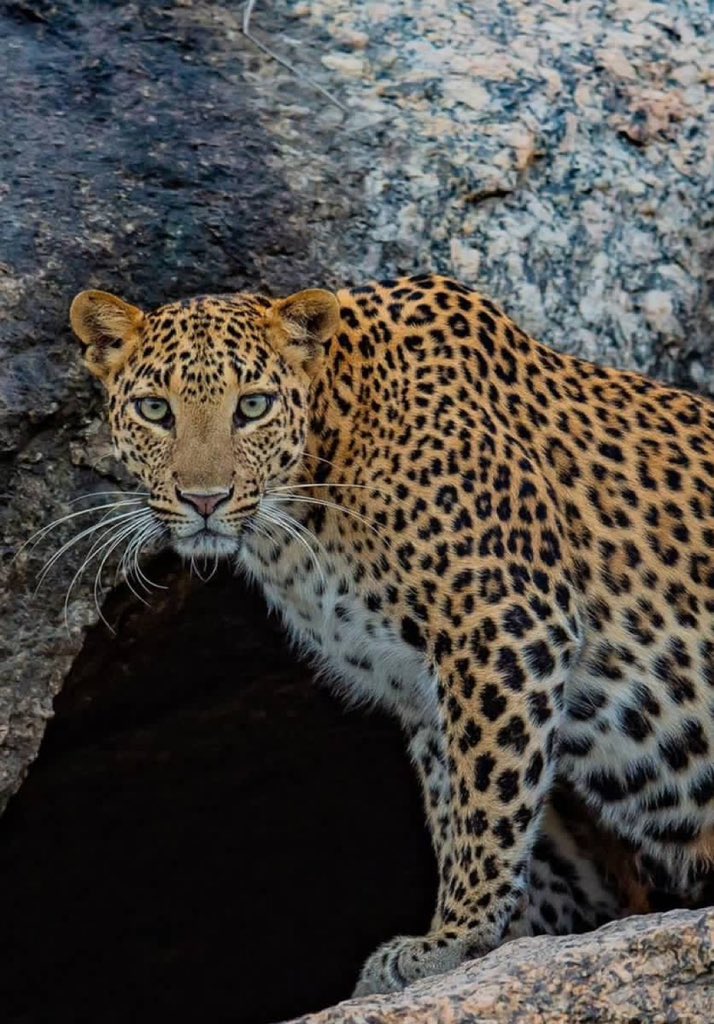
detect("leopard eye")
[136,397,173,426]
[236,393,273,422]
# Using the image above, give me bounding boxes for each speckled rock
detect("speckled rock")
[286,908,714,1023]
[290,0,714,393]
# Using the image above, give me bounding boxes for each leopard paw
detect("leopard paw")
[352,931,469,997]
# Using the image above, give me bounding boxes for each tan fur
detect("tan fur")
[70,290,145,378]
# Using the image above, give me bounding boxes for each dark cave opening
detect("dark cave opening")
[0,559,436,1024]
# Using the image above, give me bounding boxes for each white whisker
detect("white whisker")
[247,520,277,545]
[256,505,326,584]
[90,518,153,627]
[300,451,343,474]
[120,518,155,588]
[110,522,159,608]
[97,507,157,602]
[63,515,151,632]
[18,499,146,559]
[271,506,331,564]
[299,451,389,490]
[122,521,167,594]
[35,508,149,591]
[189,549,220,584]
[207,553,220,582]
[268,493,380,535]
[271,481,390,499]
[67,489,149,505]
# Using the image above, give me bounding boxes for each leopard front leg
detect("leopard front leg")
[354,611,573,997]
[405,725,451,895]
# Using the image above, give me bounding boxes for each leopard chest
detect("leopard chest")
[238,536,438,730]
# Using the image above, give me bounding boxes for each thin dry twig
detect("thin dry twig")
[242,0,349,114]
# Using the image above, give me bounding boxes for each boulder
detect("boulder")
[287,908,714,1023]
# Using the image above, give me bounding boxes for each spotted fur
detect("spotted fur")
[70,275,714,995]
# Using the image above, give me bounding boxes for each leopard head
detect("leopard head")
[70,286,339,558]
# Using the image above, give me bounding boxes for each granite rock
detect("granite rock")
[294,0,714,389]
[286,908,714,1023]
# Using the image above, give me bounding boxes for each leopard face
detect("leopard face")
[70,287,339,559]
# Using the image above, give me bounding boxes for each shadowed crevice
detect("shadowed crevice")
[0,561,436,1024]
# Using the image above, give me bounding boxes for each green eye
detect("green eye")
[136,397,172,424]
[236,393,273,422]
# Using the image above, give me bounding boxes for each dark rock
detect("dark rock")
[0,0,355,810]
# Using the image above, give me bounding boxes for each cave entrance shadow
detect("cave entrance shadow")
[0,559,436,1024]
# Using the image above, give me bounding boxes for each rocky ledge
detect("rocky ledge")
[289,908,714,1024]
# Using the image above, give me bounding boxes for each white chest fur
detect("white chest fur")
[238,536,438,731]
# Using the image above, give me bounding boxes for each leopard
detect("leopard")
[68,273,714,996]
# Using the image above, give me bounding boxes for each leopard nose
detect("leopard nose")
[177,487,233,517]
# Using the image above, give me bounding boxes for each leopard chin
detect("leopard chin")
[173,531,243,560]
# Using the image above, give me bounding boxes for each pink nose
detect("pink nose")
[177,487,232,518]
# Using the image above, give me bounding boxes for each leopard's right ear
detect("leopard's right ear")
[70,290,145,381]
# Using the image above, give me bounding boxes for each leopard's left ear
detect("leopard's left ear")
[70,289,145,381]
[268,288,340,371]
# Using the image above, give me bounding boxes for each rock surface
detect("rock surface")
[287,907,714,1023]
[298,0,714,385]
